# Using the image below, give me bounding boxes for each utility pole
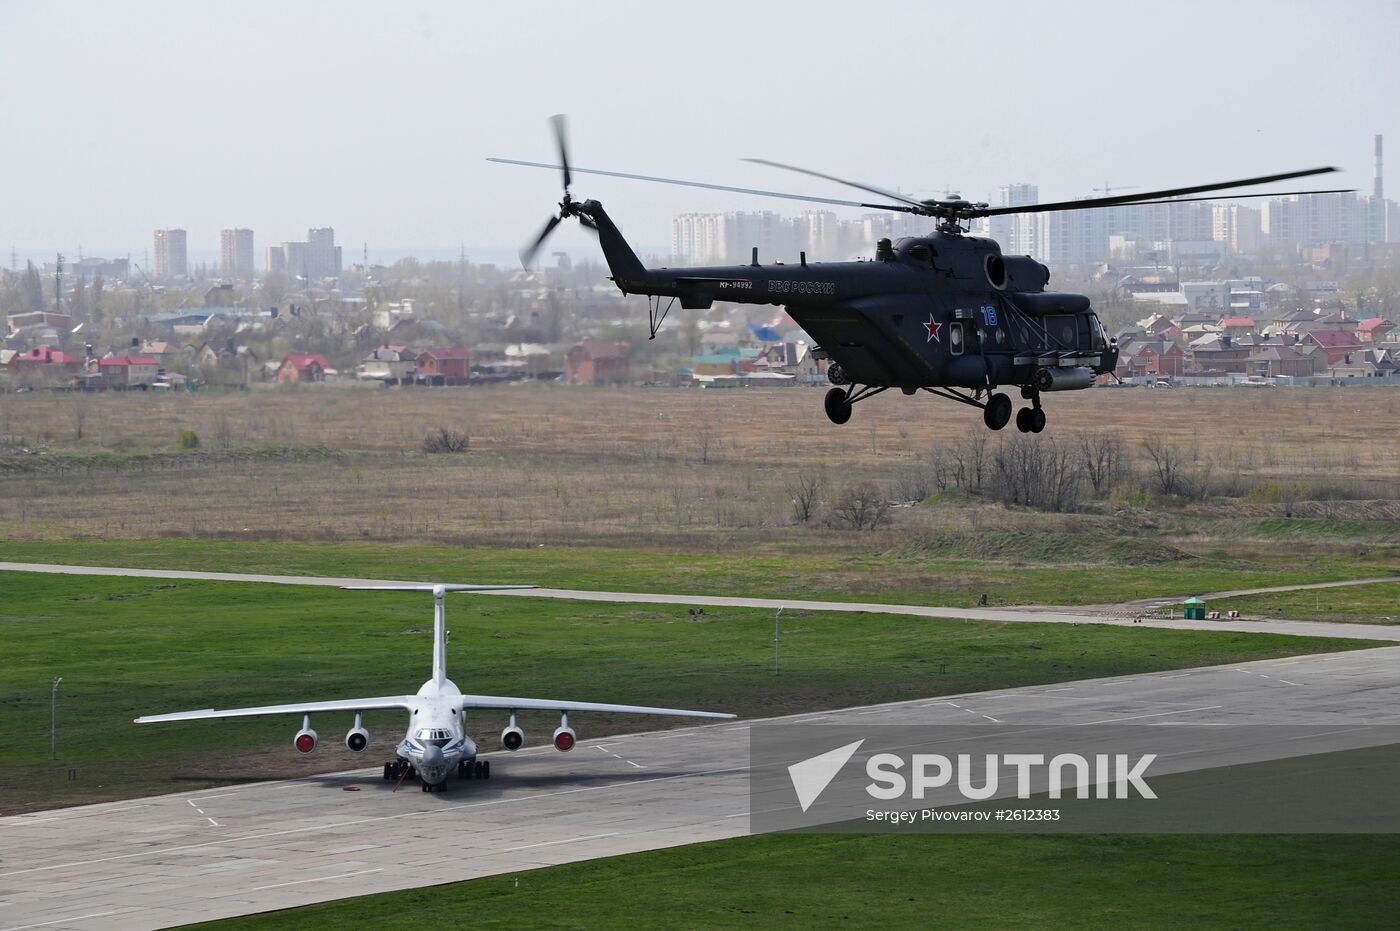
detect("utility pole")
[55,254,64,314]
[51,676,63,760]
[774,607,784,675]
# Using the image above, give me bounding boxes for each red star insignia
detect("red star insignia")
[923,315,942,343]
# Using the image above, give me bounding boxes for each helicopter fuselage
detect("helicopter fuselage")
[584,199,1116,404]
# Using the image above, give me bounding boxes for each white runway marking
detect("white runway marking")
[506,832,618,853]
[14,805,147,825]
[1,911,121,931]
[251,868,382,892]
[1077,705,1223,726]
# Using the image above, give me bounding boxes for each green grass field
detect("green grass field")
[2,571,1383,812]
[194,833,1400,930]
[1,537,1394,608]
[1216,581,1400,625]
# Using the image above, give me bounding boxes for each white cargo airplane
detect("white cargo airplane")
[136,584,736,791]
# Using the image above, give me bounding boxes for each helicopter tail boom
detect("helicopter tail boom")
[574,200,649,290]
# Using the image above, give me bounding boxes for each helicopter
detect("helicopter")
[490,118,1350,431]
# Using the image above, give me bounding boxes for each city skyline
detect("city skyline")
[1,0,1395,259]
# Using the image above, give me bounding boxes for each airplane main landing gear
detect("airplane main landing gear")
[383,760,410,781]
[458,759,491,780]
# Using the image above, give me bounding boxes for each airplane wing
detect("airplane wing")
[455,694,735,720]
[134,695,417,724]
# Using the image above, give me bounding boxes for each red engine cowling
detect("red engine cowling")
[294,727,318,753]
[552,726,576,752]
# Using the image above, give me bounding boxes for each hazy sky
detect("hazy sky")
[2,0,1395,261]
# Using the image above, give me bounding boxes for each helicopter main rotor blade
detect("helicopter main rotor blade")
[743,158,927,210]
[487,158,917,213]
[1087,187,1355,208]
[520,214,562,268]
[550,114,572,192]
[975,167,1340,218]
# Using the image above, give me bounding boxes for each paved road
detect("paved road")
[1,562,1396,641]
[2,645,1398,931]
[1133,575,1400,605]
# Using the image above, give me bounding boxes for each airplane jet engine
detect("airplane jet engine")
[552,724,576,752]
[345,726,369,752]
[501,725,525,751]
[294,726,318,753]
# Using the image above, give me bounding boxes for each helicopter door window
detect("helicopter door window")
[1046,315,1077,348]
[949,322,964,355]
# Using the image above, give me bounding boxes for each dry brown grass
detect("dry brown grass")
[0,383,1396,546]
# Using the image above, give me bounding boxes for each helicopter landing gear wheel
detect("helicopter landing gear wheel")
[983,393,1012,431]
[1015,407,1033,433]
[1029,408,1046,433]
[824,387,852,425]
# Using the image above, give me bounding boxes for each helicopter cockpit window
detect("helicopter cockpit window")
[1087,313,1107,350]
[949,322,964,355]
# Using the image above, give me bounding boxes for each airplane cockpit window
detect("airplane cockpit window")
[416,728,453,746]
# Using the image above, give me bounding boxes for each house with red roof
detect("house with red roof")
[1219,316,1256,339]
[566,340,631,385]
[416,348,470,383]
[1357,318,1395,343]
[98,355,160,388]
[7,346,86,384]
[1302,330,1365,365]
[277,353,332,384]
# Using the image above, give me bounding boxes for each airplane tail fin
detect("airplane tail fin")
[342,584,536,685]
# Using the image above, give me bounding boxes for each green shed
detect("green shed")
[1183,596,1207,620]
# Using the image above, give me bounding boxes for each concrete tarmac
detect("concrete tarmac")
[3,646,1398,931]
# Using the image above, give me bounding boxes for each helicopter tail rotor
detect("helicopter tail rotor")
[518,114,594,268]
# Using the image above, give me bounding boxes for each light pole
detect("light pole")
[51,676,63,760]
[774,607,784,676]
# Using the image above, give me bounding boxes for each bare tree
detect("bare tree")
[785,467,825,523]
[695,420,716,465]
[1141,437,1185,496]
[992,435,1082,512]
[827,482,892,531]
[1079,431,1125,496]
[422,427,470,453]
[71,402,87,442]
